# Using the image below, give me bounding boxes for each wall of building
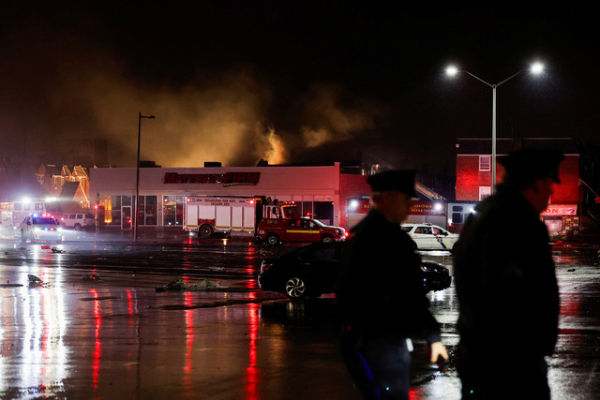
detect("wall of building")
[89,163,368,228]
[339,173,370,228]
[456,155,579,204]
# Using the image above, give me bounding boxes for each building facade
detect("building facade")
[89,162,370,230]
[455,137,580,235]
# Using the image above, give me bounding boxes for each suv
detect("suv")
[401,223,459,251]
[256,217,347,246]
[61,213,94,230]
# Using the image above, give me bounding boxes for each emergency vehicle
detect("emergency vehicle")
[256,217,347,246]
[19,213,63,242]
[0,200,47,236]
[183,196,298,238]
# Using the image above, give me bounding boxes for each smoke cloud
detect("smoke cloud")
[300,84,379,149]
[0,31,383,168]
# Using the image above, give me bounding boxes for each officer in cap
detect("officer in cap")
[336,170,448,400]
[453,148,563,399]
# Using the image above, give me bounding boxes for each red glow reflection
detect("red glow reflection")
[126,290,134,327]
[184,292,194,376]
[245,292,259,400]
[90,289,102,389]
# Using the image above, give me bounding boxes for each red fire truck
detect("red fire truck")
[183,196,298,238]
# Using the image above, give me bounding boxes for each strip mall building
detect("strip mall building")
[89,162,370,230]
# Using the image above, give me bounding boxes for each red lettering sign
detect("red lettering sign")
[164,172,260,186]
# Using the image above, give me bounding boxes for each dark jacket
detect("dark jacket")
[335,209,441,343]
[453,186,559,357]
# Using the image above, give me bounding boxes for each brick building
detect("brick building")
[455,137,580,235]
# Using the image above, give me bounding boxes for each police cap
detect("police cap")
[367,170,416,196]
[499,148,564,187]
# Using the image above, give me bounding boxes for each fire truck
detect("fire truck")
[183,196,298,238]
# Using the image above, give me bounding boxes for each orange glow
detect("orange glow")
[104,198,112,223]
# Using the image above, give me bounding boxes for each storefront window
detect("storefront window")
[301,201,313,218]
[163,196,184,226]
[314,202,334,225]
[122,196,131,206]
[145,196,157,225]
[110,195,121,226]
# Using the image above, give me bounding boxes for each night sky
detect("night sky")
[1,3,598,172]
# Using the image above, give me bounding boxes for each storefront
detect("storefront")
[541,204,579,236]
[89,162,370,230]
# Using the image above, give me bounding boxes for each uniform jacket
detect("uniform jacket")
[335,209,441,343]
[453,186,559,357]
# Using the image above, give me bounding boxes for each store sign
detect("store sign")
[410,202,444,216]
[164,172,260,186]
[541,204,577,216]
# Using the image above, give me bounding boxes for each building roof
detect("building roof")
[456,137,579,155]
[60,181,79,200]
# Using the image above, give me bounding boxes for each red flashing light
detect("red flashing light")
[94,204,98,210]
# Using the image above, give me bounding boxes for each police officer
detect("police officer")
[453,148,563,399]
[336,170,448,400]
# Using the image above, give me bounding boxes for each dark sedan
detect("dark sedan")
[258,242,451,298]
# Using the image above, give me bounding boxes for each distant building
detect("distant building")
[455,137,580,235]
[35,163,90,208]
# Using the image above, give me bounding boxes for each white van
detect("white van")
[61,213,94,230]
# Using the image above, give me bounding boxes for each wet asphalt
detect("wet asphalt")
[0,232,598,399]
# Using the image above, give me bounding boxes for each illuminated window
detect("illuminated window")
[479,155,491,172]
[479,186,492,200]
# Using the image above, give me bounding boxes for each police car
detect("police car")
[20,214,63,241]
[401,223,458,251]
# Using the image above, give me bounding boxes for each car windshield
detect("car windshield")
[32,217,57,225]
[311,219,326,227]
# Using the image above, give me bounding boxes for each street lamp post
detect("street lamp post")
[445,62,545,192]
[134,112,155,241]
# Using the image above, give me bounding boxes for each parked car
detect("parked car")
[256,217,347,246]
[401,223,459,251]
[258,242,452,298]
[20,214,63,241]
[60,213,94,230]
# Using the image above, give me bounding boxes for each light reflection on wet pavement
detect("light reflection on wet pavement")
[0,238,598,399]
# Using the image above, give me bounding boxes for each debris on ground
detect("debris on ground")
[41,245,51,249]
[83,274,101,281]
[28,274,49,288]
[209,266,225,272]
[51,247,65,254]
[567,268,576,272]
[155,279,225,292]
[0,283,23,288]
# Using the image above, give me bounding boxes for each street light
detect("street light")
[445,61,545,192]
[134,112,155,242]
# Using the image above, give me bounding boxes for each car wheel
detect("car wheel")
[74,223,82,231]
[285,277,307,298]
[321,234,334,243]
[198,224,214,239]
[266,234,279,246]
